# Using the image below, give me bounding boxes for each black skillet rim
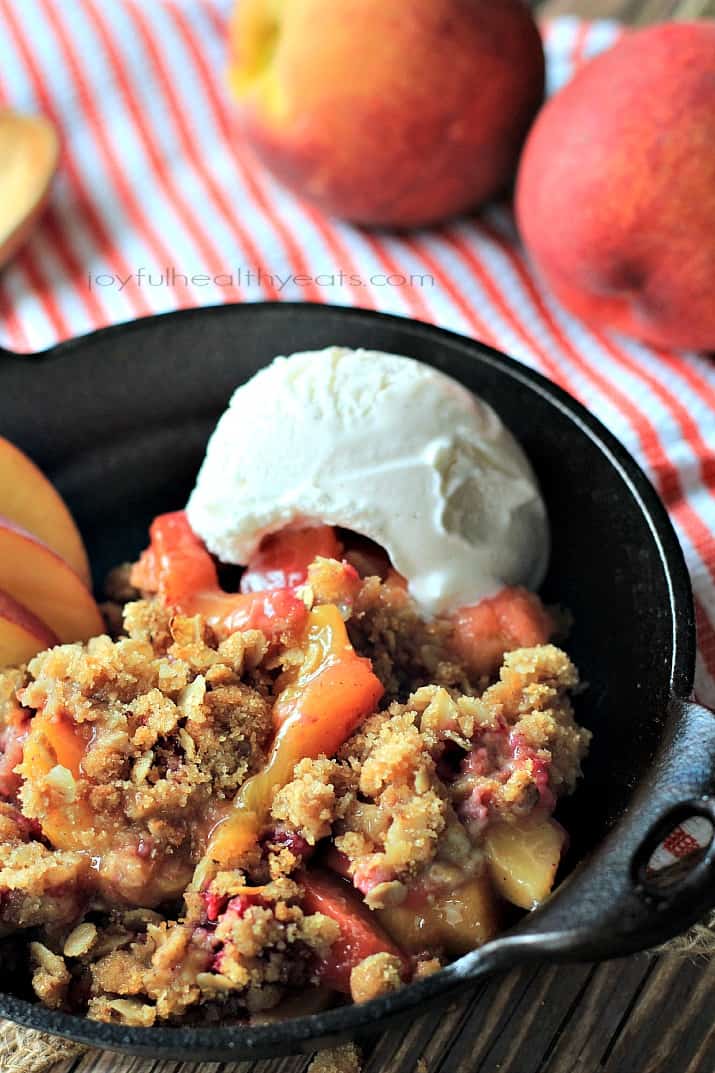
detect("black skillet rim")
[0,301,696,1054]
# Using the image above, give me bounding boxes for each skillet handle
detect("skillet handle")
[473,698,715,969]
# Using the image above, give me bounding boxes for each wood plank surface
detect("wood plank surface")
[20,2,715,1071]
[539,0,715,19]
[50,956,713,1073]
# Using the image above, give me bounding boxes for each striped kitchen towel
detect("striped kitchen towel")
[0,1,713,719]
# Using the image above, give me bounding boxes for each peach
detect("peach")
[0,112,58,271]
[0,437,91,584]
[0,518,103,645]
[228,0,544,227]
[449,587,554,680]
[378,876,500,955]
[516,22,715,351]
[0,589,58,668]
[484,816,565,909]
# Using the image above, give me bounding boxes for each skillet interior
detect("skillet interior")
[0,302,694,1058]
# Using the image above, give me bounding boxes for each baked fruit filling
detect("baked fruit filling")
[0,516,590,1026]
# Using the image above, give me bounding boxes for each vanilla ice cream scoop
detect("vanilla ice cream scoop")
[186,347,549,616]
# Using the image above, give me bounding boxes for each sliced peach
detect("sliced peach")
[0,437,91,584]
[19,711,195,907]
[240,524,342,593]
[206,604,383,869]
[0,518,103,644]
[484,816,566,910]
[0,589,58,668]
[0,112,59,270]
[131,511,309,642]
[449,587,554,679]
[378,876,500,956]
[300,868,409,993]
[20,713,97,848]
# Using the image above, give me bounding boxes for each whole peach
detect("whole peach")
[516,22,715,352]
[228,0,544,228]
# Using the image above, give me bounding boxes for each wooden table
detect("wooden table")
[46,2,715,1071]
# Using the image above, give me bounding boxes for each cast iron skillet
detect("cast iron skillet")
[0,302,714,1061]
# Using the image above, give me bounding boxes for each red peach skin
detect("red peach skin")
[300,868,409,993]
[0,436,90,584]
[0,588,58,669]
[516,22,715,351]
[0,517,103,645]
[228,0,544,227]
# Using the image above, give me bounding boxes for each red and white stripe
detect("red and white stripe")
[0,3,713,707]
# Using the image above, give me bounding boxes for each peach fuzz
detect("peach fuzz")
[228,0,545,227]
[516,21,715,351]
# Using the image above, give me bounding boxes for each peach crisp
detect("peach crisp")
[0,516,590,1027]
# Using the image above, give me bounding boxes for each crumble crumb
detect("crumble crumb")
[0,556,589,1028]
[309,1042,362,1073]
[350,951,404,1003]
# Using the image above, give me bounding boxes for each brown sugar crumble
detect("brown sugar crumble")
[0,544,590,1029]
[309,1042,363,1073]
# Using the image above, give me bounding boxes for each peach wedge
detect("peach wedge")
[0,588,59,668]
[484,816,566,910]
[0,517,103,644]
[379,876,500,956]
[0,436,91,584]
